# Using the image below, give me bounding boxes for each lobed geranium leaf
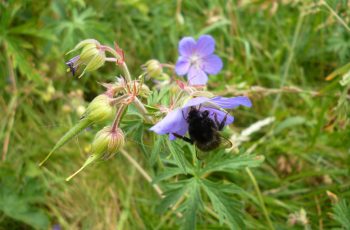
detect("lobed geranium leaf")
[201,179,244,229]
[157,181,189,214]
[199,152,264,176]
[166,139,188,174]
[179,178,202,230]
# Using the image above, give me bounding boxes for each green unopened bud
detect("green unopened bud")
[66,126,125,181]
[84,94,116,123]
[66,39,106,78]
[142,59,164,79]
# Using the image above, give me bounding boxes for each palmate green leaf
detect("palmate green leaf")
[6,38,43,84]
[332,200,350,230]
[199,152,264,176]
[9,21,56,41]
[201,179,244,229]
[149,134,165,166]
[166,139,189,174]
[157,180,189,214]
[157,178,203,230]
[152,166,185,184]
[178,178,202,230]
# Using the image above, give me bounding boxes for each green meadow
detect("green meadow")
[1,0,349,229]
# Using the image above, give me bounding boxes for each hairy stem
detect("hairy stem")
[120,149,182,218]
[245,167,274,230]
[322,1,350,32]
[111,104,127,132]
[2,43,18,161]
[272,13,304,113]
[119,62,153,123]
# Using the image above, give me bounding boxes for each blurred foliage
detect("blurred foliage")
[1,0,350,229]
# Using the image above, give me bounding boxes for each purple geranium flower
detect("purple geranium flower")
[175,35,223,86]
[150,96,251,140]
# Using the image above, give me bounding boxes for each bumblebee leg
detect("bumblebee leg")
[214,112,228,131]
[182,110,186,120]
[172,133,194,144]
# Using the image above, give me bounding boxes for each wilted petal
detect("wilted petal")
[195,35,215,57]
[210,96,252,109]
[179,37,196,57]
[150,109,188,137]
[187,66,208,85]
[202,54,223,75]
[175,56,191,75]
[65,55,81,76]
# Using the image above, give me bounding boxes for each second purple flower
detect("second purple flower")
[175,35,223,86]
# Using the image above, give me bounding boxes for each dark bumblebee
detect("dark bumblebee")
[173,106,230,152]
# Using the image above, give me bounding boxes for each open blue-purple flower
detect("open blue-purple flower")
[175,35,223,86]
[150,96,252,140]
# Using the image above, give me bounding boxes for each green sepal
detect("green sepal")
[39,118,92,166]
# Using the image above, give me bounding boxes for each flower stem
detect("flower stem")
[120,62,132,82]
[245,167,274,230]
[120,149,182,218]
[2,43,17,161]
[119,62,153,123]
[120,149,163,197]
[111,104,127,132]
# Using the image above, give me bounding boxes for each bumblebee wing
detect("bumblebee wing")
[219,135,233,149]
[195,147,209,160]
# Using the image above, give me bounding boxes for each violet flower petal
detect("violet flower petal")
[210,96,252,109]
[183,97,210,108]
[179,37,196,57]
[202,54,223,75]
[175,56,191,75]
[187,66,208,85]
[195,35,215,57]
[150,109,188,136]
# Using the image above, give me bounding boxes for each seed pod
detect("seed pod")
[39,94,116,166]
[66,126,125,181]
[83,94,116,123]
[91,126,125,159]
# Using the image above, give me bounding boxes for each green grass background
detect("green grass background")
[1,0,350,229]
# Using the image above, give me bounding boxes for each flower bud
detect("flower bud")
[92,126,125,159]
[65,39,106,78]
[84,94,116,123]
[142,59,166,79]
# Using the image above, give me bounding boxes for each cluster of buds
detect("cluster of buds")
[41,39,152,178]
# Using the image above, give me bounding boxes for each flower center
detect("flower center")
[189,54,202,68]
